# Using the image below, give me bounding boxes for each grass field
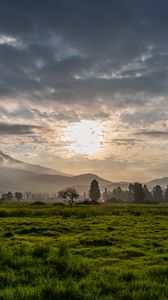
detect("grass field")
[0,203,168,299]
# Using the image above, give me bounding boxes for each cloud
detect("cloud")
[0,123,41,135]
[0,34,17,46]
[120,105,168,126]
[0,0,168,181]
[136,130,168,138]
[0,0,168,106]
[112,138,143,145]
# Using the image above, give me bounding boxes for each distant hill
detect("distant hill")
[0,167,113,194]
[146,177,168,189]
[0,151,112,194]
[30,173,112,193]
[106,181,130,190]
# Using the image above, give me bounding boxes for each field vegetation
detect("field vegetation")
[0,203,168,299]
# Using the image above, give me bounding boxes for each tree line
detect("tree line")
[102,183,168,203]
[1,181,168,205]
[0,192,23,202]
[58,180,168,205]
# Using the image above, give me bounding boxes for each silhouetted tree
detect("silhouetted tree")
[1,192,13,202]
[15,192,23,201]
[58,187,79,207]
[164,185,168,202]
[1,193,7,201]
[89,179,101,203]
[152,185,163,203]
[143,185,153,203]
[129,183,145,203]
[102,187,133,203]
[6,192,13,202]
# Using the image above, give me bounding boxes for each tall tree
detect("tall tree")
[89,179,101,202]
[129,183,145,203]
[143,185,153,203]
[152,185,163,203]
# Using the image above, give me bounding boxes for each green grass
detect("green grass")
[0,203,167,299]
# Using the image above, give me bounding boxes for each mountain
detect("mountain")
[146,177,168,189]
[0,168,112,194]
[108,178,168,190]
[0,150,69,176]
[106,181,130,190]
[30,173,112,193]
[1,150,168,195]
[0,150,21,165]
[0,151,112,194]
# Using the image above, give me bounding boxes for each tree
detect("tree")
[15,192,23,201]
[1,192,13,202]
[89,179,101,203]
[58,187,79,207]
[153,185,163,203]
[6,192,13,202]
[1,193,8,201]
[129,183,145,203]
[164,185,168,202]
[143,185,153,203]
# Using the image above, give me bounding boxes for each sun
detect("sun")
[64,120,103,156]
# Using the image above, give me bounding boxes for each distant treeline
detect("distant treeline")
[102,183,168,203]
[0,192,23,202]
[1,182,168,204]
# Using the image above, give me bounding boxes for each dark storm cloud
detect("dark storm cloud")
[0,123,41,135]
[0,0,168,109]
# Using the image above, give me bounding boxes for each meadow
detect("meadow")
[0,203,168,299]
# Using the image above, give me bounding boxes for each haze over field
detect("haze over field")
[0,150,168,193]
[0,0,168,183]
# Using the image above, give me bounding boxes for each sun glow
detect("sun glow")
[64,120,103,156]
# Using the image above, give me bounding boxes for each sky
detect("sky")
[0,0,168,181]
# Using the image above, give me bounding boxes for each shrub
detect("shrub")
[31,201,47,206]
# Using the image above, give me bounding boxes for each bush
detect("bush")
[76,200,100,205]
[53,202,65,206]
[31,201,47,206]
